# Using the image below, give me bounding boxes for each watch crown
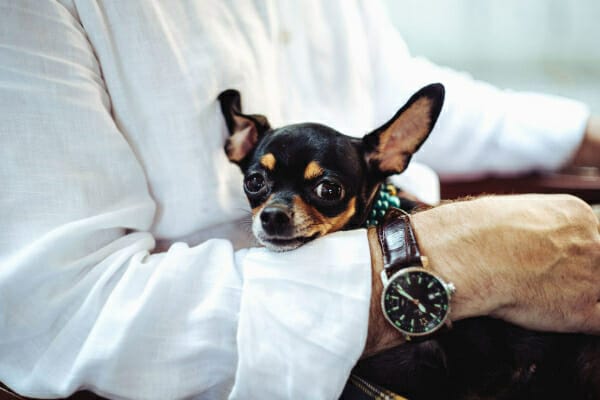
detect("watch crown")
[447,282,456,295]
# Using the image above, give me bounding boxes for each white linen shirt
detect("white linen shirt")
[0,1,589,399]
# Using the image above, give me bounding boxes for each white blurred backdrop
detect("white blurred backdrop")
[383,0,600,112]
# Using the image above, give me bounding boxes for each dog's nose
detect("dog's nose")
[260,206,292,235]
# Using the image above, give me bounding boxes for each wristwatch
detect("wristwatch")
[377,208,455,339]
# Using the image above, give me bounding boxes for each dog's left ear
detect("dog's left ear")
[218,89,271,165]
[363,83,444,176]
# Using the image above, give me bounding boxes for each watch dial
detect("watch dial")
[382,269,449,335]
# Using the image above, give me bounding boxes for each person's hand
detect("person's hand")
[569,115,600,168]
[364,194,600,356]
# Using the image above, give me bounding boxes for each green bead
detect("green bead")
[362,185,404,228]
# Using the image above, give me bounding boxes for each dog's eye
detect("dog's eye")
[314,181,344,201]
[244,173,266,193]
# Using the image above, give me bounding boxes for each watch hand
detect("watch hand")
[397,288,427,313]
[397,287,416,302]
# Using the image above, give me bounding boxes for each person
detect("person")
[0,1,598,399]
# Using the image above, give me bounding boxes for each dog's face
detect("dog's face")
[219,84,445,251]
[233,123,368,251]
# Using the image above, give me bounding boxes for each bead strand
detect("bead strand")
[364,184,401,227]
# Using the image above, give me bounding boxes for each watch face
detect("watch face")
[382,267,450,336]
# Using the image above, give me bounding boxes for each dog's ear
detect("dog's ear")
[363,83,444,176]
[218,89,271,165]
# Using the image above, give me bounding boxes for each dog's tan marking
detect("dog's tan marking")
[292,196,356,237]
[252,194,274,216]
[325,197,357,232]
[260,153,276,171]
[292,196,328,236]
[304,161,324,180]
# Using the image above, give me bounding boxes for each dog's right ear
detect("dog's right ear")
[218,89,271,166]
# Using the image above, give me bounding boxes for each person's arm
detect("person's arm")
[0,3,371,399]
[569,115,600,168]
[364,194,600,356]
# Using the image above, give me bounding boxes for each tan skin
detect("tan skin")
[364,193,600,357]
[570,115,600,168]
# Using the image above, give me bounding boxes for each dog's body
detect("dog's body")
[218,85,599,399]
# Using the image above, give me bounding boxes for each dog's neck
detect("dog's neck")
[362,183,402,228]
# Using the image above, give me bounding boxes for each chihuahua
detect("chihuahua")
[218,84,441,251]
[218,85,599,399]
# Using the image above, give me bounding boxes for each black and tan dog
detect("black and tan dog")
[218,85,599,399]
[218,84,440,251]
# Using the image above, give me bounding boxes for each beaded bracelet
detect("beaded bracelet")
[364,183,401,227]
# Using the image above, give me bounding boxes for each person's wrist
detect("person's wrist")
[569,115,600,168]
[362,196,541,357]
[361,200,488,357]
[410,198,510,321]
[363,227,406,358]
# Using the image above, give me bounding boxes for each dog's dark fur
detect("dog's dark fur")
[218,85,599,399]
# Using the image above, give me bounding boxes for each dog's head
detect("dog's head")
[219,84,444,251]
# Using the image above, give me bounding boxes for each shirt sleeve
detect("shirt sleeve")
[0,2,370,399]
[361,1,591,178]
[234,231,371,400]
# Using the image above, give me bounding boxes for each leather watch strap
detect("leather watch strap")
[376,208,422,275]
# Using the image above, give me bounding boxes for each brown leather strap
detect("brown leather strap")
[376,208,422,276]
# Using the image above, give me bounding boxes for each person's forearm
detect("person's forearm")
[363,227,404,357]
[569,115,600,168]
[364,194,600,356]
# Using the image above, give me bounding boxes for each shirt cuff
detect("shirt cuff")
[231,229,372,399]
[494,91,590,173]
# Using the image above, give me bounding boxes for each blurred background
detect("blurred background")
[382,0,600,203]
[384,0,600,113]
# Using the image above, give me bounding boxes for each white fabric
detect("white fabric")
[0,0,589,399]
[356,2,590,179]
